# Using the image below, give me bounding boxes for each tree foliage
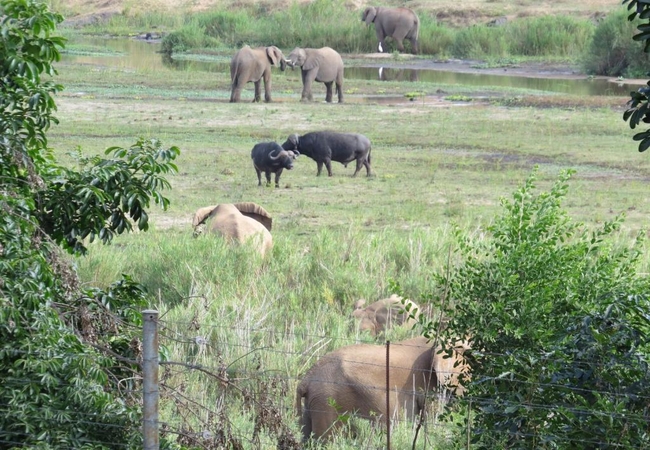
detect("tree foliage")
[0,0,179,447]
[623,0,650,151]
[431,169,650,448]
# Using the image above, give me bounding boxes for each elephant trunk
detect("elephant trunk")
[280,58,287,72]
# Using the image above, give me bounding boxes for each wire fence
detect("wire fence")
[5,310,648,449]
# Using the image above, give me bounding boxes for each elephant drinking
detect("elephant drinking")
[285,47,344,103]
[362,6,420,54]
[230,45,286,103]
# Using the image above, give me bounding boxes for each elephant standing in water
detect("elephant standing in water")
[284,47,344,103]
[362,6,420,54]
[230,45,286,103]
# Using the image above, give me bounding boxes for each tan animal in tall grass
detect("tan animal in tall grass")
[295,336,470,441]
[352,294,421,336]
[192,202,273,257]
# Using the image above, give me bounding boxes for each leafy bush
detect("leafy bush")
[433,168,650,448]
[583,7,650,77]
[451,25,507,59]
[1,0,181,446]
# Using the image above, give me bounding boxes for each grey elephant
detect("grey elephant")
[296,336,470,441]
[192,202,273,257]
[352,294,421,336]
[362,6,420,54]
[285,47,344,103]
[281,131,371,177]
[230,45,286,103]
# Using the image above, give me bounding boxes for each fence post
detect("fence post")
[143,310,159,450]
[386,340,391,450]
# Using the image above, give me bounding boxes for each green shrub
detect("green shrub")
[507,15,593,57]
[452,25,507,59]
[583,7,650,77]
[418,15,454,57]
[437,168,650,448]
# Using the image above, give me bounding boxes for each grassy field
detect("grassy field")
[49,27,650,447]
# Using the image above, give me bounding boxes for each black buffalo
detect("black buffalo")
[281,131,372,177]
[251,142,299,187]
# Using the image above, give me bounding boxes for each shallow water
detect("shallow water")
[60,37,637,97]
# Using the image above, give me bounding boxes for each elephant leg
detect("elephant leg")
[325,159,333,177]
[253,80,262,103]
[336,79,344,103]
[263,70,272,103]
[301,71,316,102]
[274,168,283,187]
[230,84,242,103]
[395,38,406,53]
[324,82,333,103]
[316,161,324,176]
[409,37,419,54]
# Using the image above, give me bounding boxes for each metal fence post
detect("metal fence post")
[386,340,391,450]
[143,310,159,450]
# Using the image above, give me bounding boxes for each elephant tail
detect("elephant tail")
[295,380,306,417]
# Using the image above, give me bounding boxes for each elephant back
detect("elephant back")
[233,202,273,231]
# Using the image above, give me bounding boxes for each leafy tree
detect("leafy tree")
[1,0,179,447]
[429,169,650,448]
[623,0,650,151]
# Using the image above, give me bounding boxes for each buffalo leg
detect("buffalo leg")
[274,168,283,187]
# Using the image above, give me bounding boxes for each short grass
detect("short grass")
[50,33,650,448]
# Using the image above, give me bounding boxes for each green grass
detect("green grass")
[49,30,650,447]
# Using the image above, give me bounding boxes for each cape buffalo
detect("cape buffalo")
[251,142,299,187]
[281,131,372,177]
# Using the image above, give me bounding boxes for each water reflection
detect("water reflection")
[60,37,638,97]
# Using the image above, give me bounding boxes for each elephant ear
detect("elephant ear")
[193,205,218,228]
[363,7,377,24]
[233,202,273,231]
[302,51,323,71]
[266,46,281,66]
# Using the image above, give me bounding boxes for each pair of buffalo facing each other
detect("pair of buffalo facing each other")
[296,336,470,442]
[251,131,372,187]
[230,45,344,104]
[192,202,273,257]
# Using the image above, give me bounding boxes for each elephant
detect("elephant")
[281,131,371,177]
[352,295,421,336]
[192,202,273,257]
[361,6,420,54]
[250,142,299,187]
[284,47,344,103]
[230,45,286,103]
[296,336,470,441]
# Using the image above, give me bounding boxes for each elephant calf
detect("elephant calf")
[296,336,470,441]
[192,202,273,257]
[352,294,421,336]
[251,142,299,187]
[281,131,372,177]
